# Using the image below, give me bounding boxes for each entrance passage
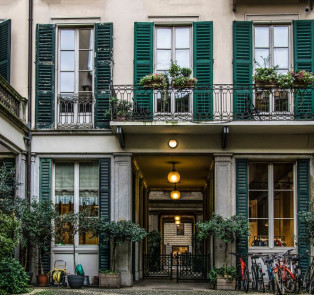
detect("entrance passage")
[143,254,210,281]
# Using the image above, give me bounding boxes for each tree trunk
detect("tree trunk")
[224,242,228,268]
[112,241,117,272]
[39,250,43,275]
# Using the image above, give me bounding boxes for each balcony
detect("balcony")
[108,85,314,123]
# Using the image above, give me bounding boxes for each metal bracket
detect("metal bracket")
[116,126,125,149]
[222,126,229,149]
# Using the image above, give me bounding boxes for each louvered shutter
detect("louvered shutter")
[297,159,310,275]
[233,21,253,120]
[193,21,213,121]
[236,159,249,255]
[0,20,11,82]
[134,22,153,120]
[94,23,113,128]
[293,20,314,120]
[0,158,15,196]
[99,158,111,270]
[35,24,55,129]
[39,158,52,273]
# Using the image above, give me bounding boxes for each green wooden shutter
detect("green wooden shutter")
[236,159,249,255]
[134,22,153,120]
[293,20,314,120]
[39,158,52,273]
[94,23,113,128]
[0,158,15,196]
[35,24,55,129]
[193,21,213,121]
[233,21,253,120]
[0,19,11,82]
[297,159,310,274]
[99,158,111,270]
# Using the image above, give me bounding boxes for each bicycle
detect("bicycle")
[251,253,265,293]
[290,254,303,294]
[304,250,314,294]
[262,254,276,293]
[230,252,249,293]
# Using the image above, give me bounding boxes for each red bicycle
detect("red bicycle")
[230,252,249,293]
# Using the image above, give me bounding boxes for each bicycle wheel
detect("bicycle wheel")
[251,265,257,290]
[294,267,302,294]
[304,266,314,294]
[309,271,314,294]
[243,268,249,293]
[257,269,265,293]
[274,271,283,295]
[283,269,296,293]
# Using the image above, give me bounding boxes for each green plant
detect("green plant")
[106,97,133,118]
[0,258,29,294]
[139,73,169,88]
[99,270,119,275]
[148,230,161,256]
[207,266,237,285]
[291,70,314,86]
[97,220,147,272]
[253,66,279,85]
[54,209,99,274]
[197,213,249,267]
[181,67,192,78]
[172,74,187,87]
[169,62,181,78]
[277,72,293,88]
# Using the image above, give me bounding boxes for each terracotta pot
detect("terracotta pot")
[37,274,49,287]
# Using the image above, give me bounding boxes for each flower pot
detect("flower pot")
[37,274,49,287]
[99,272,121,288]
[143,82,163,88]
[216,277,236,290]
[255,81,278,88]
[68,274,85,289]
[116,114,126,121]
[293,82,309,88]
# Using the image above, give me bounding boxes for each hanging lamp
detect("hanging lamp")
[167,162,180,184]
[170,183,181,200]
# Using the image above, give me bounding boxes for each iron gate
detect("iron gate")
[143,254,210,281]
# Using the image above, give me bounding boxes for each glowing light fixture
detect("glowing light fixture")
[168,139,178,149]
[167,162,180,184]
[175,220,181,225]
[170,184,181,200]
[174,215,181,221]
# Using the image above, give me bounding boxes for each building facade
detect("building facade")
[1,0,314,286]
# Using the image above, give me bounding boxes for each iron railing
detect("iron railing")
[57,94,94,129]
[108,85,314,122]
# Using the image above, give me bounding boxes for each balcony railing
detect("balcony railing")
[0,75,27,121]
[108,85,314,122]
[57,94,94,129]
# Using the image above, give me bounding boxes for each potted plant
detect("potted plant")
[139,73,169,89]
[97,220,147,288]
[54,209,98,289]
[291,70,314,87]
[147,230,161,272]
[106,97,133,121]
[17,198,58,287]
[169,62,197,88]
[207,266,237,290]
[197,213,249,290]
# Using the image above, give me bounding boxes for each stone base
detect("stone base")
[99,273,121,289]
[216,277,236,290]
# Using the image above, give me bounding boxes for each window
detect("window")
[249,162,295,248]
[54,161,98,245]
[176,223,184,236]
[155,26,192,115]
[58,28,94,128]
[254,25,291,114]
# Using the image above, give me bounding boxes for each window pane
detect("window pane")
[274,27,289,47]
[60,51,75,71]
[255,49,270,68]
[274,219,294,247]
[249,162,268,189]
[175,27,190,48]
[274,191,294,218]
[249,191,268,218]
[157,28,171,49]
[175,92,190,113]
[274,48,288,69]
[255,27,269,47]
[79,29,93,50]
[175,49,190,68]
[274,163,293,189]
[79,162,98,190]
[60,30,75,50]
[255,91,270,112]
[157,50,171,70]
[249,219,269,247]
[79,51,93,71]
[79,71,93,92]
[274,91,289,112]
[60,72,75,93]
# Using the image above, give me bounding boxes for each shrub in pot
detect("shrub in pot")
[97,220,147,288]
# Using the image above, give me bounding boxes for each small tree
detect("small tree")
[197,213,249,268]
[298,206,314,246]
[98,220,147,272]
[55,209,98,274]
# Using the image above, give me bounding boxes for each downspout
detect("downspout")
[27,0,33,202]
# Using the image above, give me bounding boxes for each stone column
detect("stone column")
[134,172,140,281]
[214,154,235,267]
[113,153,133,286]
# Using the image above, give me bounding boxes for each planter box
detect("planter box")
[99,273,121,289]
[216,277,236,290]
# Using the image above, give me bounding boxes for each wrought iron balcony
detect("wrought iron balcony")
[108,85,314,122]
[0,75,27,121]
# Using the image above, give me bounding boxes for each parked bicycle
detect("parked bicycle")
[251,253,265,292]
[262,254,276,293]
[230,252,249,293]
[304,250,314,294]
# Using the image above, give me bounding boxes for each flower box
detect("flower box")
[216,277,236,290]
[99,272,121,289]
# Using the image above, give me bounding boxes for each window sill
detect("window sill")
[248,247,296,254]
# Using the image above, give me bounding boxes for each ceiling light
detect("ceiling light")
[175,220,181,225]
[174,215,181,221]
[167,162,180,184]
[170,184,181,200]
[168,139,178,149]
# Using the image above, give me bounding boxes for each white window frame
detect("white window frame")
[56,26,95,128]
[153,25,193,116]
[248,162,296,251]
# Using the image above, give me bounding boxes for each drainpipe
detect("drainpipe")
[27,0,33,202]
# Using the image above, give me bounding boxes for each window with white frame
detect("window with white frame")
[58,28,94,128]
[249,162,295,248]
[155,26,192,114]
[254,25,291,114]
[54,161,98,245]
